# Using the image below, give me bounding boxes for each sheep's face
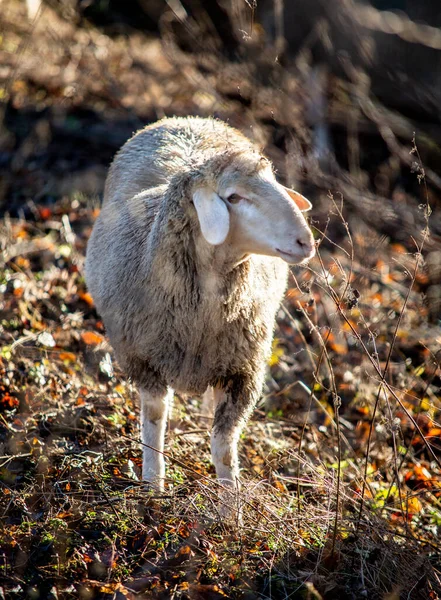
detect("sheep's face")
[192,165,315,265]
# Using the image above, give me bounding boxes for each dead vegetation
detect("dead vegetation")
[0,1,441,598]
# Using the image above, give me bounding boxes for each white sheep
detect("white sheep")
[85,116,315,492]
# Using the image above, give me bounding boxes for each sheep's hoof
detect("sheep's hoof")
[216,481,242,523]
[142,479,165,494]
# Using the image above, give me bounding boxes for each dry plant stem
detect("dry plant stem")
[337,253,420,299]
[312,231,439,575]
[311,225,351,258]
[294,300,342,558]
[382,384,407,531]
[121,434,306,542]
[356,290,413,533]
[296,380,371,485]
[280,303,317,373]
[288,301,333,387]
[396,367,441,473]
[87,474,120,520]
[315,244,439,465]
[353,139,431,533]
[311,171,441,252]
[359,95,441,192]
[294,303,373,491]
[328,192,355,304]
[331,386,342,558]
[0,453,31,468]
[296,337,328,526]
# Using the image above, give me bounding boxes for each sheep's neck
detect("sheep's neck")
[194,234,250,275]
[191,233,252,302]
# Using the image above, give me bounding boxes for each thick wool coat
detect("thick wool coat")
[85,117,288,412]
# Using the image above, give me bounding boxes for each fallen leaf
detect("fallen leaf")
[78,292,94,307]
[427,428,441,438]
[81,331,105,346]
[59,351,77,363]
[38,332,56,348]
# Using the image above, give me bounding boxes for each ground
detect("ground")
[0,1,440,599]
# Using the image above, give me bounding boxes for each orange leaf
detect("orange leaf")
[1,393,19,409]
[391,243,407,254]
[405,496,422,515]
[15,227,29,240]
[175,545,192,558]
[342,319,357,333]
[329,342,347,354]
[15,256,30,268]
[427,428,441,438]
[78,292,94,307]
[39,207,52,220]
[59,351,77,363]
[405,465,432,483]
[415,272,430,285]
[81,331,104,346]
[273,479,288,493]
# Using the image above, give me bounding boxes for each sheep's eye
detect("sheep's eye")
[227,193,243,204]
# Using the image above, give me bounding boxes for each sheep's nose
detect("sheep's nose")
[296,235,315,257]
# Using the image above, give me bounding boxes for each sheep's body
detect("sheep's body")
[86,116,313,491]
[87,118,288,396]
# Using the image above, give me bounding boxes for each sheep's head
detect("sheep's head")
[191,153,315,265]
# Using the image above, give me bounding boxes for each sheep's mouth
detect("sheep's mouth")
[275,248,303,264]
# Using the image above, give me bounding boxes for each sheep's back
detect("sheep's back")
[104,116,255,205]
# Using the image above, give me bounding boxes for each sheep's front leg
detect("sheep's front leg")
[140,386,172,491]
[211,373,264,488]
[211,387,241,486]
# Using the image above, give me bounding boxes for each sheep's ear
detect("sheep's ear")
[193,188,230,245]
[282,186,313,212]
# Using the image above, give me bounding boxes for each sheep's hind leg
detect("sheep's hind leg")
[201,386,215,418]
[140,386,172,491]
[211,374,264,489]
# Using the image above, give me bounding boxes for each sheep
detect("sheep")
[85,116,315,493]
